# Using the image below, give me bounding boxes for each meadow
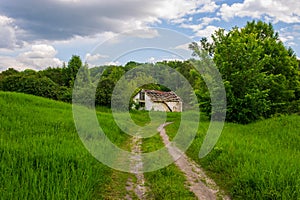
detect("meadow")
[0,92,196,199]
[165,113,300,199]
[1,91,299,199]
[0,92,125,199]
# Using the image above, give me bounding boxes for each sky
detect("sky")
[0,0,300,71]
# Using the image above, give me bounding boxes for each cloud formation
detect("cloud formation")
[0,0,300,71]
[0,15,23,49]
[0,44,63,71]
[219,0,300,23]
[0,0,211,42]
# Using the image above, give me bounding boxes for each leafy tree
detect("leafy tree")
[1,68,19,77]
[95,78,116,107]
[124,61,140,72]
[0,73,60,99]
[101,66,124,81]
[0,68,19,89]
[63,55,82,87]
[190,20,300,123]
[40,67,65,86]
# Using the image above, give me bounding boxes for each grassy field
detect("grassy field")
[1,91,299,199]
[0,92,196,199]
[165,113,300,199]
[0,92,129,199]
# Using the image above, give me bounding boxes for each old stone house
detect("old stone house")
[133,89,182,112]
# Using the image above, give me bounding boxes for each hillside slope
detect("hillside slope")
[0,92,112,199]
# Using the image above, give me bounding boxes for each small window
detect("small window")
[139,102,145,107]
[140,91,145,100]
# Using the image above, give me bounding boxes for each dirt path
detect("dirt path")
[125,134,149,200]
[158,123,230,200]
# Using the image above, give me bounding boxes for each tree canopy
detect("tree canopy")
[0,21,299,124]
[190,20,300,123]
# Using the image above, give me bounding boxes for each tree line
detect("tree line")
[0,20,299,124]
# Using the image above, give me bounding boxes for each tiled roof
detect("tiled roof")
[144,90,181,102]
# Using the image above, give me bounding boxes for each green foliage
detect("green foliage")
[0,56,85,103]
[0,74,61,99]
[0,55,208,111]
[124,61,141,72]
[144,165,196,199]
[39,67,65,86]
[96,78,115,107]
[63,55,82,87]
[191,20,300,123]
[1,23,299,123]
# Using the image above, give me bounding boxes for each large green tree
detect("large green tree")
[190,20,300,123]
[63,55,82,87]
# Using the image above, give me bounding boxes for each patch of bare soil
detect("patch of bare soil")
[125,135,149,200]
[158,123,230,200]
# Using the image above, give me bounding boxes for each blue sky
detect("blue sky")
[0,0,300,71]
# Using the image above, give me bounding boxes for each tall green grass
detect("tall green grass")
[2,91,299,199]
[165,113,300,199]
[0,92,128,199]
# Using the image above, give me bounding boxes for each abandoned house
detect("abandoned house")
[133,89,182,112]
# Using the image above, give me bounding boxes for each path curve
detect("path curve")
[158,123,230,200]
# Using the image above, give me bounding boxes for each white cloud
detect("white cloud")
[196,1,219,13]
[20,44,57,59]
[123,29,159,39]
[0,0,215,42]
[0,44,63,71]
[180,17,220,37]
[0,15,20,49]
[154,0,209,20]
[85,53,109,67]
[85,53,108,62]
[180,23,206,32]
[17,44,63,70]
[279,26,300,48]
[1,0,299,69]
[0,0,217,68]
[0,15,13,25]
[195,25,220,39]
[146,56,184,64]
[200,17,220,25]
[148,57,156,63]
[173,43,190,51]
[0,56,24,71]
[104,61,121,66]
[219,0,300,23]
[170,17,188,24]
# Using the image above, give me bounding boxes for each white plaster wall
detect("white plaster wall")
[145,94,154,110]
[134,92,182,112]
[144,95,169,111]
[133,93,139,102]
[152,102,169,111]
[166,102,182,112]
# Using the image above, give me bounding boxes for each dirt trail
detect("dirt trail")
[125,135,149,200]
[158,123,230,200]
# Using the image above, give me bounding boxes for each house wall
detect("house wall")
[132,93,145,110]
[133,91,182,112]
[165,101,182,112]
[141,95,165,111]
[133,93,139,102]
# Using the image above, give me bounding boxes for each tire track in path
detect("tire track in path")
[158,123,230,200]
[125,134,149,200]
